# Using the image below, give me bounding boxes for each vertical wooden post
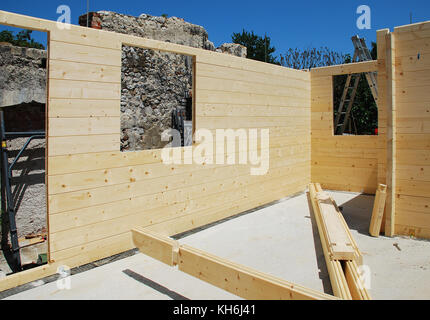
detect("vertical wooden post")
[385,32,396,237]
[369,184,387,237]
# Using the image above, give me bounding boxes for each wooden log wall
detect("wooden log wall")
[0,11,312,267]
[388,22,430,238]
[310,62,379,194]
[1,10,429,291]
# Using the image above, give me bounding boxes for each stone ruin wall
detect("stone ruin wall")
[0,43,47,239]
[79,11,247,151]
[0,11,247,239]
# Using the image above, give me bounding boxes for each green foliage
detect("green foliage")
[280,43,378,135]
[161,13,168,18]
[333,41,378,136]
[232,29,278,64]
[279,47,349,69]
[333,74,378,135]
[0,29,45,49]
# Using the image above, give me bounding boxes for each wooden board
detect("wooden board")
[369,184,388,237]
[385,32,397,237]
[308,183,352,300]
[0,9,312,291]
[317,194,356,260]
[344,260,371,300]
[132,227,179,266]
[388,22,430,238]
[1,9,430,293]
[131,228,337,300]
[309,183,369,300]
[310,60,378,76]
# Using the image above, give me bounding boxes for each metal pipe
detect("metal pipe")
[0,110,21,271]
[8,135,44,178]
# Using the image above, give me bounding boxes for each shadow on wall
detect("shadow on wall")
[9,140,45,215]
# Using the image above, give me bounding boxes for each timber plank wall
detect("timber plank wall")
[310,21,430,238]
[310,63,379,194]
[1,10,430,286]
[390,22,430,238]
[0,11,311,266]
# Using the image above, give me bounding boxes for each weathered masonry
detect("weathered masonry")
[0,10,429,296]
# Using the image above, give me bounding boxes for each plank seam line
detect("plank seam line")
[47,141,309,169]
[48,97,120,101]
[47,162,309,210]
[50,58,122,68]
[48,158,310,196]
[47,148,310,178]
[49,78,121,85]
[50,39,121,52]
[48,137,309,157]
[196,75,310,91]
[49,181,309,254]
[196,61,309,80]
[48,58,120,68]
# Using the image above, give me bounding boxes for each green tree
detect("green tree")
[232,29,278,64]
[0,29,45,49]
[279,47,348,69]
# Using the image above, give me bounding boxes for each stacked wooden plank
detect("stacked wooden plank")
[309,183,371,300]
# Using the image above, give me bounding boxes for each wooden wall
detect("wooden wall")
[2,10,430,282]
[388,22,430,238]
[310,63,379,194]
[0,11,311,266]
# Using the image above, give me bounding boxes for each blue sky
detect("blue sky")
[1,0,429,57]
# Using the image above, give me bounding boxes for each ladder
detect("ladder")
[334,36,378,135]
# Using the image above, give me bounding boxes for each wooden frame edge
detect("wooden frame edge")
[131,228,338,300]
[310,60,378,77]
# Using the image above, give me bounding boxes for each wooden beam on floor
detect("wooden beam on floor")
[369,184,388,237]
[311,183,362,263]
[309,183,371,300]
[0,262,60,292]
[344,260,371,300]
[308,183,352,299]
[132,227,338,300]
[316,192,356,260]
[131,227,179,266]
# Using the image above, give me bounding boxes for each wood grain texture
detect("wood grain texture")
[132,228,337,300]
[369,184,388,237]
[310,73,378,194]
[31,10,311,269]
[390,22,430,238]
[2,10,430,293]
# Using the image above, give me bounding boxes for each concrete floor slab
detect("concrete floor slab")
[3,190,430,300]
